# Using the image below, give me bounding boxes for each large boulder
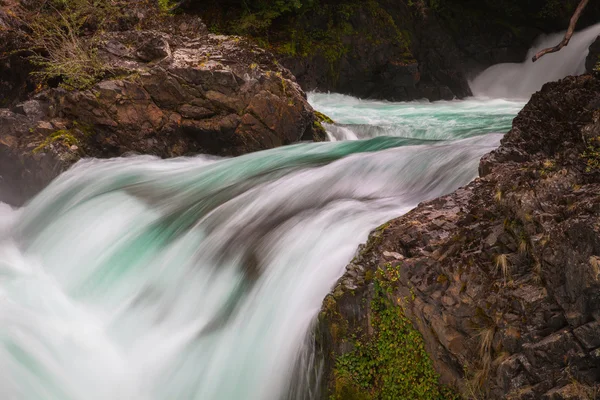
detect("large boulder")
[0,29,325,206]
[318,74,600,399]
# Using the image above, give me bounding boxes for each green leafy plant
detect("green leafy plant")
[331,277,458,400]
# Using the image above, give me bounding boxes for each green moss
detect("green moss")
[32,129,79,153]
[313,120,328,141]
[315,110,335,124]
[157,0,177,13]
[72,120,95,136]
[333,373,371,400]
[331,277,459,400]
[32,122,94,154]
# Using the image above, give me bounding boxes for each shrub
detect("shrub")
[22,0,136,90]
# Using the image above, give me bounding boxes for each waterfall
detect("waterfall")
[471,23,600,99]
[0,23,546,398]
[308,93,523,140]
[0,130,503,399]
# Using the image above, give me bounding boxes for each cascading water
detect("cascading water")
[0,106,513,400]
[309,93,523,141]
[471,22,600,99]
[2,21,594,400]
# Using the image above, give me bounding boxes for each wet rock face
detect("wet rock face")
[0,29,325,206]
[278,2,473,102]
[586,36,600,73]
[319,74,600,399]
[272,1,540,102]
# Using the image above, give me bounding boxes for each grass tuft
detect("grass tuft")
[494,254,511,285]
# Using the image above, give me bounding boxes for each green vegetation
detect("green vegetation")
[33,129,79,153]
[329,271,458,400]
[582,136,600,173]
[312,120,328,142]
[201,0,413,84]
[157,0,177,13]
[24,0,128,90]
[32,121,94,153]
[315,111,334,124]
[29,0,115,89]
[22,0,175,90]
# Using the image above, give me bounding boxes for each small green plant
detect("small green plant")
[582,136,600,172]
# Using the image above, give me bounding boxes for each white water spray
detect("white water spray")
[471,23,600,99]
[6,22,578,398]
[0,134,500,400]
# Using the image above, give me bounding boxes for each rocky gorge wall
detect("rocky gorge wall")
[317,74,600,399]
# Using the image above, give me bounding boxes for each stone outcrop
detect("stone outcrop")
[0,28,325,206]
[318,74,600,399]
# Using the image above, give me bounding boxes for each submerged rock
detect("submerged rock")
[318,74,600,399]
[0,28,325,206]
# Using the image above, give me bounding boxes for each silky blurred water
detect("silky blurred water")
[2,21,596,398]
[471,22,600,99]
[0,132,502,400]
[308,93,523,141]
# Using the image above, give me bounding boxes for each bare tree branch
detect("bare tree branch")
[532,0,591,62]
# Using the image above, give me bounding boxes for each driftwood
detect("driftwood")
[532,0,591,62]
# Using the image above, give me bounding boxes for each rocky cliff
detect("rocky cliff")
[0,3,325,206]
[194,0,600,102]
[318,74,600,399]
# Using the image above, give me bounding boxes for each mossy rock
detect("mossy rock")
[315,110,335,124]
[330,278,460,400]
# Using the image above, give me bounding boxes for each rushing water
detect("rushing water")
[308,93,523,141]
[471,22,600,99]
[0,22,597,400]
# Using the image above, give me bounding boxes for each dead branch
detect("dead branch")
[532,0,591,62]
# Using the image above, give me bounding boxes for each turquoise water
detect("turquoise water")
[0,95,519,400]
[308,93,524,140]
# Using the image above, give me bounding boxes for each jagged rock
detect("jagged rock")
[318,74,600,399]
[0,29,325,206]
